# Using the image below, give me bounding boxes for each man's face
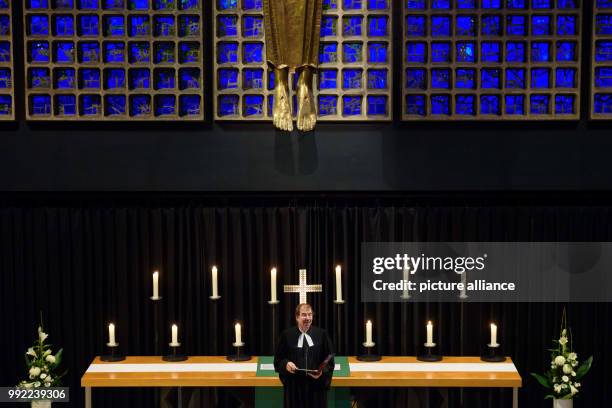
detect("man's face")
[296,306,313,332]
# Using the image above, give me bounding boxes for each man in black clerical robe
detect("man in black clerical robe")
[274,303,335,408]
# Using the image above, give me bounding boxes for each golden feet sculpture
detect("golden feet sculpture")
[271,66,318,132]
[296,67,317,132]
[272,67,293,132]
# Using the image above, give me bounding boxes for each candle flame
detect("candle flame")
[109,323,114,328]
[271,267,276,274]
[212,265,217,272]
[367,320,371,324]
[428,321,432,325]
[336,265,341,271]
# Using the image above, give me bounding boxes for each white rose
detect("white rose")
[563,364,572,374]
[29,367,41,377]
[555,356,566,366]
[39,373,47,380]
[562,375,569,383]
[45,355,56,363]
[559,336,568,346]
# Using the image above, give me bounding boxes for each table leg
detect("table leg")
[85,387,91,408]
[513,387,518,408]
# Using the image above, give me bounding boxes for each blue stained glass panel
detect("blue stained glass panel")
[105,95,126,116]
[595,67,612,88]
[319,95,338,116]
[555,68,575,88]
[319,69,337,89]
[322,0,338,9]
[344,42,363,62]
[217,0,236,10]
[0,15,9,36]
[406,42,426,63]
[56,95,76,116]
[343,69,362,89]
[456,15,476,36]
[343,95,362,116]
[29,15,50,36]
[405,94,425,115]
[368,42,387,63]
[180,42,199,63]
[481,68,500,88]
[431,68,451,88]
[558,0,577,7]
[179,68,199,89]
[243,42,263,63]
[104,0,124,8]
[104,16,125,36]
[179,95,200,116]
[432,0,450,9]
[321,16,337,36]
[557,41,576,61]
[55,68,75,88]
[431,16,450,37]
[480,95,500,114]
[431,42,450,63]
[0,41,10,62]
[596,41,612,62]
[243,0,262,10]
[218,94,239,116]
[79,42,100,63]
[505,95,524,114]
[29,68,50,88]
[506,15,526,36]
[456,42,475,63]
[243,68,263,90]
[530,94,549,114]
[217,42,238,64]
[80,94,101,116]
[368,16,387,36]
[367,69,387,89]
[557,15,576,36]
[154,69,174,89]
[79,15,99,36]
[457,0,476,8]
[31,94,51,115]
[532,15,551,36]
[594,94,612,114]
[455,68,475,89]
[481,42,501,62]
[153,15,174,36]
[320,43,338,63]
[0,68,11,89]
[130,95,151,116]
[431,94,450,115]
[243,15,263,37]
[506,68,525,88]
[406,68,426,89]
[343,16,362,36]
[55,41,75,63]
[555,95,574,114]
[55,0,74,8]
[597,0,612,7]
[104,41,125,63]
[406,0,425,9]
[217,16,237,37]
[367,95,386,115]
[179,15,199,37]
[154,94,175,115]
[28,0,49,8]
[343,0,362,10]
[0,95,10,116]
[244,94,264,116]
[531,68,550,88]
[481,15,501,36]
[456,95,475,115]
[154,42,175,63]
[368,0,387,10]
[153,0,175,9]
[29,41,50,63]
[482,0,501,8]
[596,15,612,35]
[533,0,552,8]
[406,16,425,36]
[531,42,550,62]
[80,68,100,89]
[506,41,526,62]
[54,15,75,36]
[128,42,149,63]
[104,68,125,89]
[506,0,526,8]
[218,68,238,89]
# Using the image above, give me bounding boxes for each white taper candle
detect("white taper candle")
[335,265,343,302]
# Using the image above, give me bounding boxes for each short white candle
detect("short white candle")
[366,320,373,345]
[490,323,498,346]
[171,324,178,345]
[211,266,219,298]
[108,323,116,346]
[152,270,159,298]
[426,321,434,345]
[271,267,277,302]
[235,323,242,344]
[335,265,343,302]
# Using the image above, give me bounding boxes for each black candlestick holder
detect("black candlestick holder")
[163,343,187,362]
[101,343,125,362]
[417,343,442,362]
[227,342,251,361]
[357,342,381,362]
[481,344,506,362]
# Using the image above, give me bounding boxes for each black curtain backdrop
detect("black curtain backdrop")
[1,195,611,407]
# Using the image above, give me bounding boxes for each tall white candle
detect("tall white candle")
[366,320,373,344]
[152,270,159,298]
[171,324,178,345]
[335,265,343,302]
[108,323,116,345]
[490,323,498,346]
[235,323,242,344]
[212,266,219,298]
[271,267,277,302]
[426,321,433,345]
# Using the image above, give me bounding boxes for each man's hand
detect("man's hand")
[308,370,323,379]
[286,361,297,374]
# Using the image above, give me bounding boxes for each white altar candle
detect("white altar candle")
[211,266,219,298]
[152,270,159,298]
[335,265,343,302]
[235,323,242,344]
[426,321,433,345]
[490,323,498,346]
[366,320,373,344]
[171,324,178,345]
[108,323,116,346]
[271,267,277,302]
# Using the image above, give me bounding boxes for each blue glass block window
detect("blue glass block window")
[79,42,100,63]
[320,42,338,63]
[154,94,176,115]
[178,0,198,9]
[481,15,501,36]
[129,0,149,10]
[179,68,199,89]
[506,68,525,88]
[154,68,175,89]
[80,68,100,89]
[104,41,125,63]
[456,42,475,62]
[557,41,576,61]
[319,95,338,116]
[0,68,11,89]
[243,68,263,90]
[243,15,263,37]
[406,0,425,9]
[530,94,549,114]
[28,0,49,9]
[243,0,261,10]
[217,42,238,64]
[405,94,426,115]
[55,94,76,116]
[29,68,50,88]
[343,16,362,36]
[54,67,75,89]
[343,95,362,116]
[557,15,576,35]
[128,42,149,63]
[431,42,450,63]
[506,0,526,8]
[366,95,386,115]
[506,41,526,62]
[482,0,501,8]
[179,95,200,116]
[506,15,526,36]
[179,15,199,37]
[319,69,337,89]
[595,67,612,88]
[406,16,426,36]
[80,94,101,116]
[130,94,152,116]
[343,0,363,10]
[54,41,75,63]
[367,69,387,89]
[594,94,612,113]
[556,67,575,88]
[343,69,362,89]
[217,15,237,37]
[150,15,174,37]
[243,42,263,63]
[597,0,612,7]
[179,42,199,63]
[0,41,10,62]
[104,68,125,89]
[406,68,427,89]
[558,0,577,7]
[321,16,338,36]
[29,15,50,36]
[154,0,175,10]
[54,0,74,9]
[244,94,264,116]
[368,0,388,10]
[456,15,476,36]
[480,95,500,114]
[455,68,475,89]
[481,68,501,88]
[531,68,550,88]
[368,42,387,63]
[0,15,9,36]
[555,94,574,114]
[431,68,451,88]
[432,0,450,9]
[456,95,475,115]
[154,42,175,63]
[29,41,50,63]
[595,41,612,62]
[431,94,450,115]
[31,94,51,116]
[218,68,238,89]
[532,15,551,36]
[105,94,126,116]
[218,94,239,116]
[431,16,451,37]
[78,15,99,36]
[457,0,476,8]
[596,15,612,35]
[323,0,338,9]
[481,42,501,62]
[104,15,125,36]
[104,0,125,8]
[533,0,552,8]
[406,42,426,63]
[531,42,550,62]
[54,15,75,36]
[505,94,524,114]
[368,16,387,36]
[0,95,11,116]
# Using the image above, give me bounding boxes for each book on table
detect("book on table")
[295,354,335,374]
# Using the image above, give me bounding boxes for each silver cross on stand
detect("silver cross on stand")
[283,269,322,304]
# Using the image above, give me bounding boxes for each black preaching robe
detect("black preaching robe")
[274,326,334,408]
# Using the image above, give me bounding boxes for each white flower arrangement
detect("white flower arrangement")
[18,326,65,389]
[532,310,592,400]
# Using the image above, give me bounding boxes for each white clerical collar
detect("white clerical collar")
[297,328,314,348]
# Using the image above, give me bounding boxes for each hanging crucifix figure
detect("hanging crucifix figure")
[263,0,323,132]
